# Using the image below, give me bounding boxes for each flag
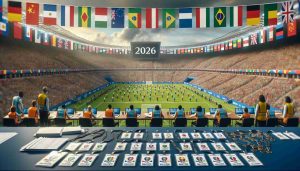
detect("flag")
[13,22,22,40]
[287,21,297,37]
[196,8,210,28]
[247,5,260,26]
[243,37,249,47]
[8,1,22,22]
[230,6,243,27]
[61,5,74,27]
[264,4,277,26]
[0,0,2,21]
[281,1,295,24]
[43,33,49,45]
[43,4,57,25]
[51,35,56,46]
[259,29,265,43]
[237,38,242,48]
[146,8,158,28]
[95,8,107,28]
[214,7,226,27]
[128,8,141,28]
[78,7,91,27]
[232,40,237,48]
[162,9,176,28]
[268,25,274,41]
[250,33,257,45]
[24,26,33,41]
[0,20,8,36]
[26,3,39,25]
[276,23,284,40]
[35,29,41,43]
[111,8,124,28]
[221,43,224,51]
[229,40,233,49]
[57,38,64,48]
[179,8,192,28]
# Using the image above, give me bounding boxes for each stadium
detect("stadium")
[0,0,300,170]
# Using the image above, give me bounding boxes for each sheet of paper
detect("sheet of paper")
[272,132,290,140]
[0,132,17,145]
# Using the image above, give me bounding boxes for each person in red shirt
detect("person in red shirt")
[7,106,19,125]
[236,108,251,126]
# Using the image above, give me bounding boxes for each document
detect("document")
[0,132,17,145]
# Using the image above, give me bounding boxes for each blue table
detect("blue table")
[0,127,299,170]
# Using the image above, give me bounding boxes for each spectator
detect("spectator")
[28,100,38,124]
[37,87,50,126]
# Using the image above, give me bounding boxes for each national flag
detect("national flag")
[95,8,107,28]
[264,3,277,26]
[259,29,265,43]
[221,43,224,51]
[146,8,159,28]
[287,21,297,37]
[128,8,142,28]
[276,23,284,40]
[0,0,2,21]
[179,8,192,28]
[78,6,91,27]
[229,40,233,49]
[196,7,210,28]
[35,29,41,44]
[0,19,9,36]
[57,38,64,48]
[230,6,243,27]
[24,26,33,42]
[224,42,228,50]
[237,38,242,48]
[51,35,56,47]
[43,33,49,45]
[111,8,124,28]
[64,40,70,50]
[281,1,295,24]
[162,9,176,28]
[8,1,22,22]
[61,5,74,27]
[217,44,221,51]
[43,4,57,25]
[250,33,257,45]
[232,40,237,48]
[247,5,260,26]
[26,3,39,25]
[214,7,226,27]
[243,37,249,47]
[13,22,22,40]
[268,25,274,41]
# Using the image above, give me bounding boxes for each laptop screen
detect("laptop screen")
[235,108,244,114]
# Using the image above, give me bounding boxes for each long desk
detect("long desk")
[0,127,299,170]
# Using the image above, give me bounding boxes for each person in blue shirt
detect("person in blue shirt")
[214,104,228,125]
[152,105,163,118]
[175,105,185,118]
[191,106,204,119]
[12,91,24,116]
[126,105,137,118]
[56,105,70,119]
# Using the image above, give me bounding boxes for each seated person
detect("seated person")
[281,96,295,125]
[236,108,251,126]
[56,105,70,119]
[190,106,204,119]
[82,105,96,125]
[214,104,228,125]
[28,100,39,124]
[175,105,185,118]
[126,105,137,118]
[152,105,163,118]
[105,104,114,118]
[7,106,19,125]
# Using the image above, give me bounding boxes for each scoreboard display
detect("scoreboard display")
[131,42,161,58]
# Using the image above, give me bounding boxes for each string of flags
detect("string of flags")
[0,1,299,29]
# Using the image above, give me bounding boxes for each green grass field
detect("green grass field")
[67,83,236,127]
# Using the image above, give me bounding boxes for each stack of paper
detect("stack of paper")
[35,128,63,137]
[20,137,69,152]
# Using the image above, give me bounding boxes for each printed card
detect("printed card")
[213,132,226,139]
[175,154,190,166]
[223,154,244,166]
[133,132,144,139]
[283,132,300,140]
[121,132,132,139]
[211,143,226,151]
[152,132,162,139]
[208,154,226,166]
[140,154,154,166]
[163,133,174,139]
[240,153,263,166]
[190,133,202,139]
[78,143,93,152]
[64,142,81,152]
[225,142,241,151]
[36,151,68,168]
[146,143,157,151]
[179,133,190,139]
[130,142,142,151]
[180,143,193,151]
[202,133,214,139]
[123,154,138,166]
[114,142,127,151]
[92,143,107,152]
[191,154,209,166]
[59,154,82,167]
[78,154,98,167]
[272,132,290,140]
[158,154,172,166]
[101,154,119,167]
[159,143,170,151]
[197,143,210,151]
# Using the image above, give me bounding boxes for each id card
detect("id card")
[133,132,144,139]
[36,151,68,168]
[240,153,263,166]
[159,143,170,151]
[223,154,244,166]
[175,154,190,166]
[146,143,157,151]
[123,154,138,166]
[179,133,190,140]
[152,132,162,139]
[213,132,226,139]
[78,143,93,152]
[284,132,300,140]
[202,133,214,139]
[101,154,119,167]
[158,154,172,166]
[197,143,210,151]
[114,142,127,151]
[130,142,142,151]
[191,133,202,139]
[208,154,226,166]
[225,142,241,151]
[163,133,174,139]
[78,154,98,167]
[59,154,82,167]
[272,132,289,140]
[140,154,154,166]
[191,154,209,166]
[65,142,81,152]
[92,143,107,152]
[121,132,132,139]
[180,143,193,151]
[211,143,226,151]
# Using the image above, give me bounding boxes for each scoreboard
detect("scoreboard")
[131,42,161,58]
